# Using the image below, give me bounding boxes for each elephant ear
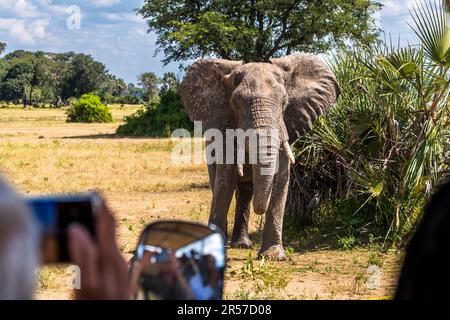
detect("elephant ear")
[271,54,340,141]
[179,59,243,132]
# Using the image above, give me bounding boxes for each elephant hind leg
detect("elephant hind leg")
[231,180,253,249]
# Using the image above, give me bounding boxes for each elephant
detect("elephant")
[178,54,340,260]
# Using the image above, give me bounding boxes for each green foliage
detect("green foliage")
[138,72,159,103]
[138,0,381,64]
[61,53,109,99]
[66,93,113,123]
[0,50,141,106]
[368,251,383,267]
[97,75,130,104]
[234,252,290,299]
[410,0,450,66]
[160,72,178,91]
[284,246,295,258]
[287,0,450,246]
[117,88,193,137]
[0,41,6,55]
[0,61,33,102]
[337,235,357,250]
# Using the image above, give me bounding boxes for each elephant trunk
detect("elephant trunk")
[252,164,275,215]
[251,129,280,215]
[241,97,290,215]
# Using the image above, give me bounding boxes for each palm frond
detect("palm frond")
[288,2,449,244]
[410,0,450,66]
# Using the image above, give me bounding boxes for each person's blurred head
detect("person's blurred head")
[0,176,38,300]
[396,180,450,300]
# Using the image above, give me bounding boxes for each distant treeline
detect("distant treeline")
[0,47,173,107]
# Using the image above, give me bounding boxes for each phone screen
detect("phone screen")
[27,195,96,263]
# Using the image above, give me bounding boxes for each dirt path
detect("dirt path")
[0,106,402,300]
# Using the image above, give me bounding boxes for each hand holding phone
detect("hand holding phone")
[67,195,129,300]
[26,193,99,263]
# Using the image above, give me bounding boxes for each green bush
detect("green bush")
[66,93,113,123]
[287,1,449,246]
[115,94,141,105]
[117,88,193,137]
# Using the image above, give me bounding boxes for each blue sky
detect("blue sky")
[0,0,422,84]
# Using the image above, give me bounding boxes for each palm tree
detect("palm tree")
[287,0,450,246]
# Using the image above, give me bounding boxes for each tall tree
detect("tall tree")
[0,42,7,79]
[112,77,127,96]
[138,72,159,102]
[138,0,381,64]
[62,54,108,99]
[96,74,128,103]
[51,52,76,102]
[160,72,179,92]
[0,49,143,105]
[0,61,33,106]
[127,83,144,101]
[0,41,6,55]
[28,52,49,104]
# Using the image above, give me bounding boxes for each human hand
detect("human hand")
[68,193,129,300]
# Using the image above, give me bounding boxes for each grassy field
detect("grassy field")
[0,105,403,300]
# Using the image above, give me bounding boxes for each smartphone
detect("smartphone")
[26,194,99,264]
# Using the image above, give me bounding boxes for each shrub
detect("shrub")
[337,235,357,250]
[117,88,193,137]
[66,93,113,123]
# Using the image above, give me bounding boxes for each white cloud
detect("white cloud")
[38,0,71,15]
[104,13,144,23]
[91,0,121,8]
[127,26,147,38]
[407,0,429,10]
[0,18,49,45]
[380,0,429,16]
[0,0,75,45]
[378,0,426,45]
[31,19,49,38]
[380,0,403,16]
[0,0,40,18]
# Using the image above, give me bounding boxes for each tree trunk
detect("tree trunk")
[29,86,33,106]
[22,88,27,108]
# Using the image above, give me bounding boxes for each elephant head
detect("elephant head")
[179,54,340,215]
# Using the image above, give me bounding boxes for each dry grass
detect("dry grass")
[0,105,402,300]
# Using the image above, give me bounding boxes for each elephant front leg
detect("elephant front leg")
[259,155,290,261]
[231,180,253,249]
[209,164,237,238]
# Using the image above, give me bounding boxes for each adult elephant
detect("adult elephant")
[179,54,340,260]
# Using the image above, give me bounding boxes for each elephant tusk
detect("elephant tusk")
[282,141,296,164]
[237,164,244,177]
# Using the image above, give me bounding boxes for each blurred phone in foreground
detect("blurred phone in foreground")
[26,194,99,264]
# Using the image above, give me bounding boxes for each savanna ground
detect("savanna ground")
[0,105,403,300]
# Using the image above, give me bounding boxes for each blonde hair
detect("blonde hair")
[0,176,38,300]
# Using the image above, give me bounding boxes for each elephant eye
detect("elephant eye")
[275,72,285,85]
[267,78,276,86]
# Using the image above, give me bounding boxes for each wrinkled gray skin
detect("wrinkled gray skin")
[179,54,340,260]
